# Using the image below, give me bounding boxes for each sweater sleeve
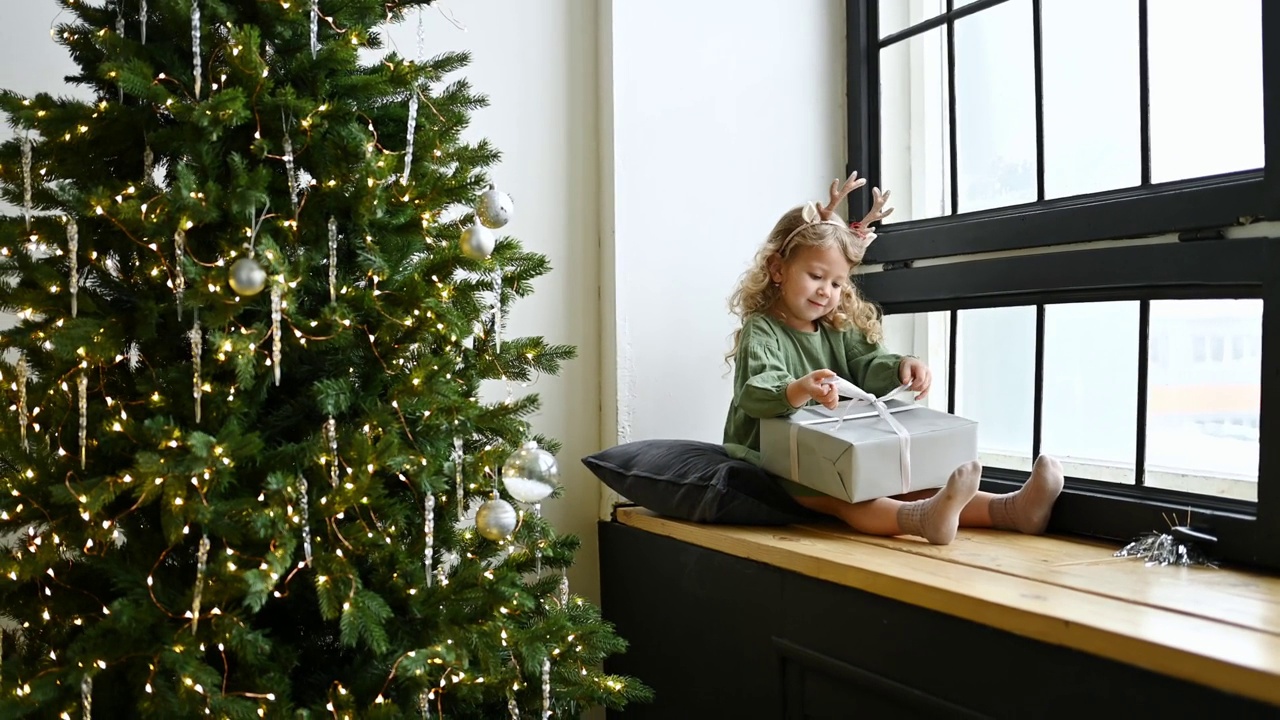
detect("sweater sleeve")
[845,334,903,397]
[735,337,799,419]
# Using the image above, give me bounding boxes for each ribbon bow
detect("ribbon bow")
[833,381,915,494]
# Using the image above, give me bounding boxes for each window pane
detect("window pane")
[954,0,1036,213]
[879,0,945,39]
[1041,302,1140,483]
[1149,0,1263,183]
[879,26,951,223]
[1145,300,1260,502]
[1042,0,1140,199]
[955,307,1035,471]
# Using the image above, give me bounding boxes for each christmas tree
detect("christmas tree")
[0,1,649,717]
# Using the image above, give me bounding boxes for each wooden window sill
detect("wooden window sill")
[613,506,1280,708]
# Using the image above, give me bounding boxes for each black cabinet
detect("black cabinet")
[600,521,1280,720]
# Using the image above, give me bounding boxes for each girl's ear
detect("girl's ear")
[767,253,785,283]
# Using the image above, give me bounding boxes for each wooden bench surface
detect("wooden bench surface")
[613,506,1280,708]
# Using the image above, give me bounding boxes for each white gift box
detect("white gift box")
[758,385,979,504]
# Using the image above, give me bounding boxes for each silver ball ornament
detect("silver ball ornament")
[476,187,514,229]
[460,221,496,261]
[501,441,560,503]
[228,256,267,296]
[475,498,518,541]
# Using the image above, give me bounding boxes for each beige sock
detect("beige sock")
[897,461,982,545]
[990,455,1064,534]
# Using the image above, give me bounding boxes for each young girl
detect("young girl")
[723,172,1064,545]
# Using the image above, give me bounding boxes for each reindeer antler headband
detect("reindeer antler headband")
[779,171,895,252]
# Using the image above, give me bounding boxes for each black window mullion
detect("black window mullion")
[1257,244,1279,533]
[849,0,875,221]
[877,0,1014,49]
[946,1,959,216]
[1032,0,1045,201]
[1138,0,1151,185]
[1033,304,1045,460]
[948,309,959,414]
[1135,300,1150,486]
[1264,0,1280,212]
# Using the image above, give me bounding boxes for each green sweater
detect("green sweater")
[723,314,904,466]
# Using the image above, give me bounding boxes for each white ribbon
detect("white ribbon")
[789,382,917,496]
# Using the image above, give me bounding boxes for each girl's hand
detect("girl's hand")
[899,357,932,400]
[788,369,840,410]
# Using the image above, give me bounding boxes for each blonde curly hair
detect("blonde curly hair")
[726,202,883,362]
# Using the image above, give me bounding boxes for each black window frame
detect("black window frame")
[848,0,1280,266]
[847,0,1280,572]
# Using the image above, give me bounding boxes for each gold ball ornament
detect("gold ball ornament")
[460,220,496,261]
[228,257,267,296]
[475,498,518,541]
[476,186,514,229]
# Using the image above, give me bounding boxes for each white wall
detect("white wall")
[602,0,850,450]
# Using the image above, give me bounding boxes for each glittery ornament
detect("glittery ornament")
[558,572,569,607]
[191,0,202,99]
[309,0,320,57]
[228,256,266,296]
[476,498,517,541]
[423,493,435,587]
[460,220,495,261]
[140,0,148,44]
[81,674,93,720]
[477,186,514,229]
[20,135,32,230]
[78,374,88,469]
[325,417,339,487]
[298,475,312,564]
[328,217,338,303]
[66,219,78,318]
[493,274,503,354]
[419,689,432,717]
[115,5,126,102]
[174,229,186,318]
[282,132,298,211]
[453,437,465,517]
[541,658,551,720]
[400,8,425,185]
[271,284,282,385]
[191,533,210,633]
[508,696,520,719]
[16,355,27,452]
[143,145,153,183]
[190,318,202,423]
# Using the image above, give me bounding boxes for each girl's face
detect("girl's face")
[769,243,852,332]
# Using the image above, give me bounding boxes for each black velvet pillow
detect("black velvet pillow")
[582,439,821,525]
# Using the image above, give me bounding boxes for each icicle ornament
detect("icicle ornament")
[271,283,282,385]
[559,572,569,607]
[191,533,210,633]
[310,0,320,58]
[542,658,551,720]
[81,674,93,720]
[328,217,338,303]
[190,317,202,423]
[400,8,426,185]
[173,229,186,319]
[20,135,32,230]
[66,219,78,317]
[78,373,88,469]
[140,0,148,44]
[419,689,432,718]
[453,437,465,518]
[299,475,313,564]
[143,145,154,183]
[115,4,125,102]
[423,493,435,587]
[17,355,28,452]
[191,0,202,99]
[325,417,339,487]
[282,131,298,211]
